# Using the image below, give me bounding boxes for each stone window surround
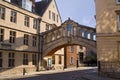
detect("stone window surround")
[0,28,4,42]
[24,15,29,27]
[9,31,16,43]
[8,52,15,67]
[0,6,5,20]
[10,10,17,23]
[23,34,29,45]
[23,53,28,65]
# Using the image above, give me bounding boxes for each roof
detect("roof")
[35,0,52,16]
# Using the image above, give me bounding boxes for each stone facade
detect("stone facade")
[0,0,64,75]
[96,0,120,75]
[0,0,39,76]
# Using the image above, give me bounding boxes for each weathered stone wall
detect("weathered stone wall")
[96,0,120,74]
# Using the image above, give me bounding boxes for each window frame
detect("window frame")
[32,36,37,47]
[52,12,55,21]
[24,34,29,45]
[8,52,15,67]
[24,16,29,27]
[118,15,120,30]
[0,28,4,42]
[33,18,37,29]
[9,31,16,43]
[0,6,5,20]
[10,10,17,23]
[23,53,28,65]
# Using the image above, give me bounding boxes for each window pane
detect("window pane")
[24,16,29,27]
[0,29,4,42]
[8,53,15,67]
[0,7,5,20]
[9,31,16,43]
[24,34,29,45]
[23,54,28,65]
[10,11,17,23]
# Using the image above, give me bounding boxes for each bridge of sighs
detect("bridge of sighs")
[41,19,96,56]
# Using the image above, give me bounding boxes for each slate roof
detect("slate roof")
[35,0,52,16]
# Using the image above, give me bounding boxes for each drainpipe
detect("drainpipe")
[37,18,42,71]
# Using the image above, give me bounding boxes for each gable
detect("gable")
[42,0,62,25]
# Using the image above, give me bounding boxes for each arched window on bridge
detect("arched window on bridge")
[67,24,72,37]
[73,27,77,36]
[45,35,50,43]
[80,29,84,37]
[57,30,61,38]
[92,33,96,40]
[52,33,55,41]
[63,28,66,37]
[85,31,90,39]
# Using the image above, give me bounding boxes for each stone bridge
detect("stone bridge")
[41,19,96,56]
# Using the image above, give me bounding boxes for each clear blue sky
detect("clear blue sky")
[36,0,96,27]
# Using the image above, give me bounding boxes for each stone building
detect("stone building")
[96,0,120,77]
[0,0,82,76]
[0,0,40,76]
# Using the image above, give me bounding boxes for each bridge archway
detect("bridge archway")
[42,19,96,56]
